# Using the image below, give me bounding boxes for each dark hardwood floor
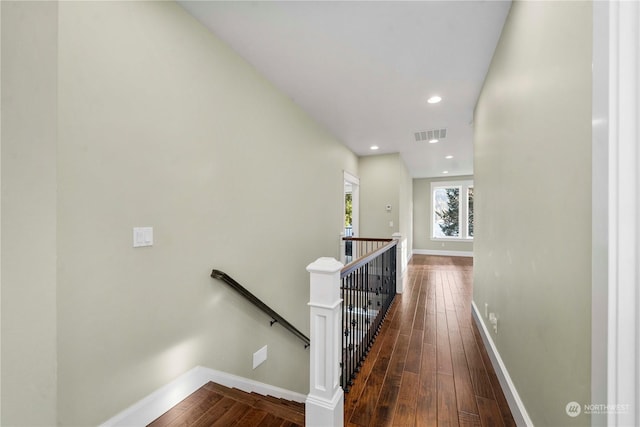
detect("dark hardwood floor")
[148,255,515,426]
[148,381,304,427]
[344,255,516,427]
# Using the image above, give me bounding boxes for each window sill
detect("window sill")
[431,237,474,243]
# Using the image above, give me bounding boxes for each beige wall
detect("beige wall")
[1,4,3,423]
[398,157,413,255]
[3,2,359,425]
[358,153,413,251]
[1,2,58,425]
[473,1,592,426]
[413,176,474,254]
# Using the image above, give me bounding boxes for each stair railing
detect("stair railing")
[340,238,397,392]
[306,233,403,427]
[342,236,392,264]
[211,269,310,348]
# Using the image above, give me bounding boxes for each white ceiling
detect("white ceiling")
[178,1,511,178]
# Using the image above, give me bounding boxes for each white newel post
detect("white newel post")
[392,232,403,294]
[339,232,346,264]
[306,257,344,427]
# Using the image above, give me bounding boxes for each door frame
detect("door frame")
[593,2,640,425]
[344,171,359,238]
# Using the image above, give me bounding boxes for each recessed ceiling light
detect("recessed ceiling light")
[427,96,442,104]
[442,170,449,174]
[445,155,453,159]
[428,139,438,144]
[370,145,379,150]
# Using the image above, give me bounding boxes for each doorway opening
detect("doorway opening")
[344,171,359,263]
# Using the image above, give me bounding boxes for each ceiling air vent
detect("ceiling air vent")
[415,128,447,142]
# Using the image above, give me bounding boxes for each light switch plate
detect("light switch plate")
[133,227,153,247]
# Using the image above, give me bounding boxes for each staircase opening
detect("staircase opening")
[147,381,304,426]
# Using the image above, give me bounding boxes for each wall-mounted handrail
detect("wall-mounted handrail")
[211,269,310,348]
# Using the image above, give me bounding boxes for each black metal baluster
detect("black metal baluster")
[339,239,398,393]
[388,247,392,303]
[362,261,368,360]
[353,266,358,378]
[352,266,357,376]
[368,257,375,349]
[349,269,355,387]
[361,263,367,371]
[340,276,345,391]
[376,253,383,334]
[347,273,352,391]
[351,271,354,389]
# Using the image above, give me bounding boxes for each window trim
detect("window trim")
[430,180,474,241]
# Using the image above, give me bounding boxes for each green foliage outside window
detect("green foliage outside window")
[436,188,460,236]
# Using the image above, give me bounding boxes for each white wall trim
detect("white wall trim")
[343,170,359,186]
[412,249,473,258]
[99,366,307,427]
[606,1,640,425]
[471,303,533,427]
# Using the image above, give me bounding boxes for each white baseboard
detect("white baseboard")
[99,366,307,427]
[471,302,533,427]
[412,249,473,257]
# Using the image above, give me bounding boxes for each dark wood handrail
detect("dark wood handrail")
[211,269,310,348]
[342,237,393,242]
[341,240,398,278]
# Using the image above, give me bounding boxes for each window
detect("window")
[431,180,474,240]
[467,186,474,238]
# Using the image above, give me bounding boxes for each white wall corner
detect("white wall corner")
[471,302,534,427]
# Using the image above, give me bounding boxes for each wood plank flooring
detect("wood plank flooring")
[148,382,305,427]
[148,255,514,427]
[344,255,516,427]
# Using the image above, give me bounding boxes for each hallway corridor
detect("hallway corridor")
[344,255,516,427]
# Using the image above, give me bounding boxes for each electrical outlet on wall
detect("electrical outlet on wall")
[489,313,498,334]
[253,345,267,369]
